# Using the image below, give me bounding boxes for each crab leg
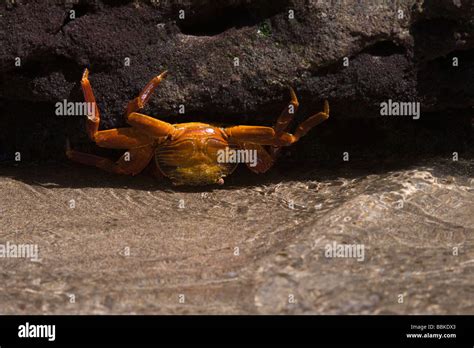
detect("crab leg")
[225,101,329,146]
[293,100,329,139]
[126,71,168,116]
[269,87,299,158]
[67,69,155,175]
[66,144,155,176]
[81,68,101,140]
[236,88,299,173]
[274,87,299,135]
[80,68,153,148]
[240,143,275,174]
[90,128,153,149]
[225,126,292,145]
[126,112,176,138]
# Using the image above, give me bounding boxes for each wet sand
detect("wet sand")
[0,159,473,314]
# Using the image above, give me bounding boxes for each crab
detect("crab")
[66,69,329,186]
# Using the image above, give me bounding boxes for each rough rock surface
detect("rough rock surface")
[0,0,473,160]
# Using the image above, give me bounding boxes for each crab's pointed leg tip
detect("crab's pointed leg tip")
[82,68,89,80]
[289,86,297,99]
[161,70,168,79]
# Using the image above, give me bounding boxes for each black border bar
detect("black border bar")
[0,315,472,347]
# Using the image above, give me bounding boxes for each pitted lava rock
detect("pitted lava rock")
[0,0,473,161]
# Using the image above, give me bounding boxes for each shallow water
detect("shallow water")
[0,157,473,314]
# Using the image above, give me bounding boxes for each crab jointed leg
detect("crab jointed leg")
[78,68,154,147]
[269,87,300,159]
[126,70,168,116]
[293,100,329,139]
[231,89,328,174]
[274,87,300,135]
[122,70,176,138]
[242,88,300,173]
[80,68,100,140]
[66,143,155,175]
[239,143,275,174]
[225,99,329,146]
[66,69,155,175]
[225,95,329,173]
[126,112,176,139]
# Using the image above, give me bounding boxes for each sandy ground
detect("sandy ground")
[0,159,473,314]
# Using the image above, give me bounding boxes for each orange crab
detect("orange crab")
[66,69,329,185]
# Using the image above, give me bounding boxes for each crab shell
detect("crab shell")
[155,123,238,186]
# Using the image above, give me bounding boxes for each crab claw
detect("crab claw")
[217,177,225,185]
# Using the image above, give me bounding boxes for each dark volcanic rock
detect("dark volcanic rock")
[0,0,473,161]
